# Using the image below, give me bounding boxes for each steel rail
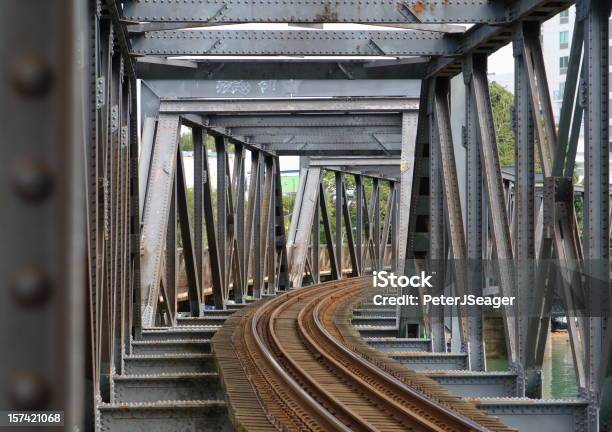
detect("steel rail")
[248,282,353,431]
[310,284,490,432]
[239,278,501,431]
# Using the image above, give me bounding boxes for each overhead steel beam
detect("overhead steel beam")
[254,133,402,144]
[161,98,418,113]
[262,144,401,156]
[135,59,429,80]
[230,126,402,137]
[122,0,557,24]
[145,79,421,99]
[131,29,458,57]
[208,114,403,128]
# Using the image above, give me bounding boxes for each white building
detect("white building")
[541,7,612,183]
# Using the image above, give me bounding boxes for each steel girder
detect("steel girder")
[1,0,88,428]
[160,98,419,113]
[131,29,458,57]
[208,114,402,128]
[144,79,421,99]
[122,0,560,24]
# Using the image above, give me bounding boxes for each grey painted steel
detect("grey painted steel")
[209,114,403,128]
[165,182,177,324]
[140,115,181,327]
[136,59,429,80]
[235,127,402,138]
[216,136,228,299]
[397,112,418,275]
[469,56,518,364]
[146,79,421,99]
[463,57,485,372]
[113,373,223,403]
[476,400,589,432]
[122,0,516,24]
[287,168,321,289]
[195,129,224,309]
[391,354,469,371]
[342,182,359,276]
[98,404,231,432]
[131,30,458,57]
[138,117,156,218]
[428,79,446,351]
[335,172,343,278]
[366,338,431,352]
[583,2,610,429]
[513,26,536,372]
[428,372,518,398]
[160,99,419,114]
[519,23,588,398]
[433,77,469,348]
[176,149,202,316]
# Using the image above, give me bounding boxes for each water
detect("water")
[487,331,577,399]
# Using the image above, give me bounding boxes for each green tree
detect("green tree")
[489,81,515,167]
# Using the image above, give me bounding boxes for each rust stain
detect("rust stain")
[411,1,426,14]
[315,2,338,22]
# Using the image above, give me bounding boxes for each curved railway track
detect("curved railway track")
[229,278,515,431]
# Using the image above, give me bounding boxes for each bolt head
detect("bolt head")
[9,371,50,410]
[11,160,54,203]
[12,265,52,308]
[11,55,53,99]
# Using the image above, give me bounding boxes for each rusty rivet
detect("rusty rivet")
[9,371,50,410]
[12,265,52,308]
[11,160,54,203]
[10,55,54,99]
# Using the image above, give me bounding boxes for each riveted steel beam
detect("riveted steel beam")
[131,29,458,57]
[209,114,403,129]
[232,126,402,137]
[162,98,418,114]
[146,79,421,99]
[122,0,509,24]
[469,55,518,365]
[140,114,181,327]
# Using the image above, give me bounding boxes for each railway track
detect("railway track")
[227,277,516,431]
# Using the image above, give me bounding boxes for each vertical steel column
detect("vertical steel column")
[513,29,536,394]
[433,77,469,349]
[583,1,610,428]
[194,128,205,300]
[176,149,202,317]
[463,56,486,372]
[470,55,518,364]
[253,157,264,297]
[335,171,343,277]
[428,79,446,351]
[320,182,340,280]
[165,179,177,322]
[0,0,86,426]
[372,178,381,270]
[140,115,180,327]
[398,112,418,275]
[355,175,364,274]
[341,182,359,276]
[215,136,228,299]
[234,145,246,302]
[312,192,321,283]
[195,129,224,309]
[244,152,261,296]
[273,159,290,291]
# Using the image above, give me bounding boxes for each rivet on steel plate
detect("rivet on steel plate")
[11,265,52,308]
[11,159,54,203]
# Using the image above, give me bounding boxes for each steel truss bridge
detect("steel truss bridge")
[1,0,611,431]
